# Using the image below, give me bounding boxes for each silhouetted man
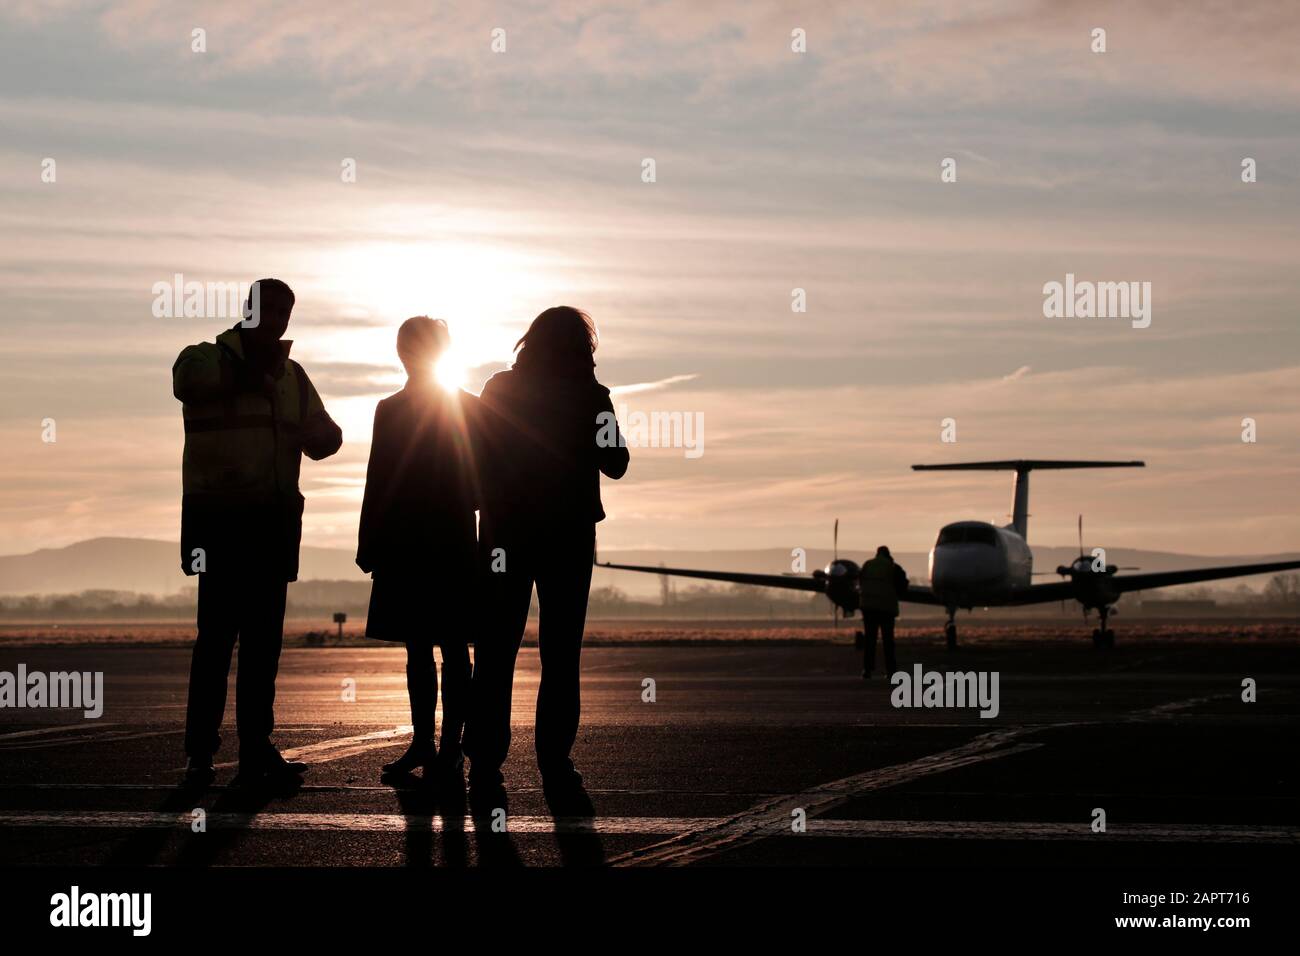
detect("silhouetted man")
[859,545,909,679]
[172,278,342,787]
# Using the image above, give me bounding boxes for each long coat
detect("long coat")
[357,382,481,642]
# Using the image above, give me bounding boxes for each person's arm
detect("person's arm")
[458,391,486,511]
[173,342,273,404]
[594,388,630,480]
[172,344,234,404]
[356,404,384,574]
[297,366,343,460]
[894,564,909,594]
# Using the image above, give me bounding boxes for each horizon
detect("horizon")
[7,532,1300,563]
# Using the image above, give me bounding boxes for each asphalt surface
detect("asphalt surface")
[1,635,1297,867]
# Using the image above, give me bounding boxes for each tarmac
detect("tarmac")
[1,634,1297,868]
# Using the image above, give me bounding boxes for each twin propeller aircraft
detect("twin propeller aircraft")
[597,460,1300,649]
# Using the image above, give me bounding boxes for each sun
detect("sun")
[315,237,560,392]
[435,348,467,391]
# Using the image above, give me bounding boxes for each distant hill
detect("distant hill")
[0,537,367,596]
[0,537,1296,598]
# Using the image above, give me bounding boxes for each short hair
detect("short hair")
[396,316,449,369]
[876,545,891,557]
[246,278,295,316]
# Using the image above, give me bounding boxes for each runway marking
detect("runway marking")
[208,726,414,770]
[0,811,1292,843]
[0,724,121,741]
[0,726,181,750]
[0,783,778,797]
[608,730,1045,866]
[608,694,1231,867]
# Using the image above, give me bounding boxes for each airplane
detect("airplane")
[595,459,1300,649]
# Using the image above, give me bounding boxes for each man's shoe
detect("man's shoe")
[540,762,584,795]
[235,748,306,787]
[382,741,436,776]
[183,757,215,787]
[264,748,308,776]
[542,766,593,817]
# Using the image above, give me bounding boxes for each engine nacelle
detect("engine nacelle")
[815,558,861,614]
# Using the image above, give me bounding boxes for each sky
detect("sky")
[1,0,1297,562]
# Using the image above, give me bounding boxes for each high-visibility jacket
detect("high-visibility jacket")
[173,327,341,580]
[859,555,908,617]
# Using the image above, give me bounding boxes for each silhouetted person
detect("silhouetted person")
[173,278,342,787]
[465,306,628,810]
[357,316,479,781]
[859,545,909,679]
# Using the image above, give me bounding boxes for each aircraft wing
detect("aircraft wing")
[1001,559,1300,606]
[595,561,825,593]
[596,560,947,605]
[1106,559,1300,594]
[902,584,946,605]
[1004,581,1078,605]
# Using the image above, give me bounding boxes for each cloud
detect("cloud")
[611,374,700,396]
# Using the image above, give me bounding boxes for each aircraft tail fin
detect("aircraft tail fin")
[910,460,1145,541]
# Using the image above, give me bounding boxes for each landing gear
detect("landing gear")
[944,609,958,651]
[1091,606,1115,649]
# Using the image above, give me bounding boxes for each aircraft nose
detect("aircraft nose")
[930,544,1001,591]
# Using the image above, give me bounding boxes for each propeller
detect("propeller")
[832,518,839,628]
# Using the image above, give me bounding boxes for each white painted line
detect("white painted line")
[0,811,706,835]
[0,811,1291,843]
[609,731,1045,866]
[609,694,1234,867]
[207,726,413,770]
[0,724,121,741]
[1,728,181,750]
[808,820,1300,843]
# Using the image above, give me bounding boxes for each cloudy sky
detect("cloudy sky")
[1,0,1297,562]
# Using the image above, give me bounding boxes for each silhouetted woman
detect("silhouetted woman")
[465,306,628,807]
[357,317,480,780]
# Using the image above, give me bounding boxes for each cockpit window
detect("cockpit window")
[937,525,999,547]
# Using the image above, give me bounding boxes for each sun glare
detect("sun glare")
[435,350,467,391]
[312,237,563,395]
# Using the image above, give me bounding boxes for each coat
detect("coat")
[357,382,482,642]
[859,556,909,617]
[172,326,342,581]
[474,366,629,532]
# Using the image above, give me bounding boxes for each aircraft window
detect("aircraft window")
[937,526,998,547]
